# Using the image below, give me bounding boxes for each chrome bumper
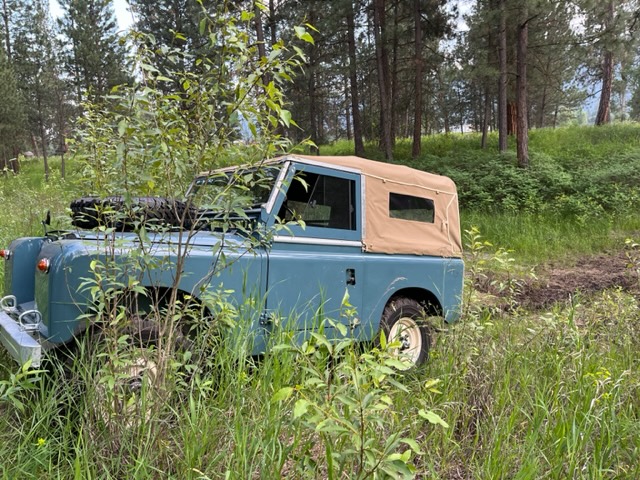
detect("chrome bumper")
[0,295,43,367]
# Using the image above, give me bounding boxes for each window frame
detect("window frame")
[270,163,362,242]
[388,192,435,224]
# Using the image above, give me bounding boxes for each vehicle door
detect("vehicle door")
[265,162,364,339]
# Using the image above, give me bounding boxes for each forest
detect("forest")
[1,0,640,170]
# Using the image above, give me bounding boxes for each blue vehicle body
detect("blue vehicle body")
[0,156,464,367]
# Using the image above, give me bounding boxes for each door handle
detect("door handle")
[346,268,356,286]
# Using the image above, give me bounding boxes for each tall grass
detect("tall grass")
[2,268,639,478]
[2,127,640,478]
[463,211,640,263]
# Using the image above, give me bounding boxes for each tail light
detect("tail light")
[37,258,51,273]
[0,249,10,260]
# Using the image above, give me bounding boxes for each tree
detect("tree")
[345,0,365,157]
[58,0,128,104]
[373,0,393,160]
[1,0,14,60]
[516,1,529,168]
[0,48,25,170]
[577,0,639,125]
[498,0,508,151]
[11,0,60,179]
[128,0,216,78]
[594,0,615,125]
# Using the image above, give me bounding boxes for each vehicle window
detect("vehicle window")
[280,172,356,230]
[191,166,281,209]
[389,193,434,223]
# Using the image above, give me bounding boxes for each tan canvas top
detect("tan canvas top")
[283,155,462,258]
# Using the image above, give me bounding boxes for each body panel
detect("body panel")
[4,237,46,304]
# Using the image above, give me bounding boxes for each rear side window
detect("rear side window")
[389,193,434,223]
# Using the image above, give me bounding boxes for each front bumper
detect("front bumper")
[0,295,43,367]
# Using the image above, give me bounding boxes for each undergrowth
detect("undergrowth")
[2,229,639,478]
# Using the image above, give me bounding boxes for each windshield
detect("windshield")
[190,165,281,212]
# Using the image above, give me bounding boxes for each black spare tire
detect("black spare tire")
[70,196,196,231]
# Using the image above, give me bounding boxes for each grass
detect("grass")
[2,282,639,478]
[462,211,640,264]
[2,126,640,478]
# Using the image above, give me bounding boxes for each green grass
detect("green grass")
[2,285,639,478]
[2,126,640,478]
[462,211,640,264]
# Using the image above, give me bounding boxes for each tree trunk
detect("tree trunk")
[346,1,365,156]
[308,65,319,154]
[516,5,529,168]
[268,0,277,47]
[390,0,399,148]
[345,77,352,140]
[412,0,423,159]
[255,5,267,60]
[481,85,491,149]
[507,101,517,135]
[2,0,10,61]
[538,84,547,128]
[498,0,508,152]
[595,51,614,125]
[254,5,271,86]
[308,8,319,154]
[595,0,615,126]
[40,123,49,181]
[373,0,393,160]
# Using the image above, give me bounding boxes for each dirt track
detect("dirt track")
[477,250,640,311]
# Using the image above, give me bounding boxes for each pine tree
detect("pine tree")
[11,0,59,179]
[58,0,128,104]
[128,0,216,76]
[0,48,25,170]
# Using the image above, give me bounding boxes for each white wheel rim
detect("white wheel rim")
[94,350,159,428]
[388,316,422,365]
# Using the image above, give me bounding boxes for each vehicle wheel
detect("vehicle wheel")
[88,320,166,432]
[379,297,431,368]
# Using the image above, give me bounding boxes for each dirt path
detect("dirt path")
[515,251,639,310]
[474,249,639,311]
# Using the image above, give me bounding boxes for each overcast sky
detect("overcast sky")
[50,0,134,32]
[50,1,475,35]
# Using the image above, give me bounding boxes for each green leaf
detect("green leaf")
[294,26,315,44]
[117,119,127,137]
[279,109,292,127]
[399,438,424,455]
[271,387,294,403]
[419,409,449,428]
[379,329,387,349]
[293,399,310,418]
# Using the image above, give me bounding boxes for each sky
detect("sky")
[50,0,134,32]
[50,0,475,35]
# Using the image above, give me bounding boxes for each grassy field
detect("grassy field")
[1,126,640,478]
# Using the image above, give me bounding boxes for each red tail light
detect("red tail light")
[0,249,9,260]
[37,258,50,273]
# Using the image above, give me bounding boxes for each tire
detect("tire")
[87,319,166,432]
[70,196,197,231]
[379,297,431,368]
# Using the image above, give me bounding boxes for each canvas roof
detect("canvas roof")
[282,155,462,258]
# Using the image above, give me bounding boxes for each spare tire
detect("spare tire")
[70,196,196,231]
